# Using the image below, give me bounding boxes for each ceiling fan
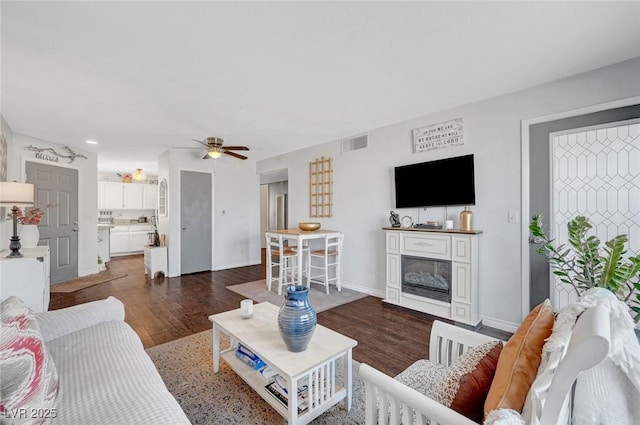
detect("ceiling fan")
[192,137,250,160]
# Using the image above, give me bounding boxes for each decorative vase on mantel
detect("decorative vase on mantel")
[19,224,40,248]
[278,285,317,352]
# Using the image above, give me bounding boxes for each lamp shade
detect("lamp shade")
[0,182,35,207]
[132,169,146,181]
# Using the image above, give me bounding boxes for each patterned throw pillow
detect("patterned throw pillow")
[1,296,59,424]
[396,340,503,423]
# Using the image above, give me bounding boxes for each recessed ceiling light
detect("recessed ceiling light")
[86,139,98,145]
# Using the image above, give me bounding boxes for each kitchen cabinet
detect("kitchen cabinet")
[110,229,131,255]
[109,224,154,255]
[143,184,158,210]
[123,184,144,209]
[98,182,156,210]
[130,225,151,252]
[98,226,111,264]
[98,181,124,210]
[0,247,50,312]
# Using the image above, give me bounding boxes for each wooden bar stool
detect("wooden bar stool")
[306,233,343,294]
[265,232,300,295]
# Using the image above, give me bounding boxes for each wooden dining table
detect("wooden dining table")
[265,228,342,287]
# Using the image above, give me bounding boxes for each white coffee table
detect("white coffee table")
[209,302,358,425]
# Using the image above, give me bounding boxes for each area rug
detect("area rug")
[227,280,367,313]
[146,330,365,425]
[50,272,128,293]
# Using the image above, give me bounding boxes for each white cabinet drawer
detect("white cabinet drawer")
[402,234,450,259]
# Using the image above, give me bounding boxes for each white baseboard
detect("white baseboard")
[480,316,519,333]
[340,281,385,298]
[214,260,261,271]
[78,266,100,277]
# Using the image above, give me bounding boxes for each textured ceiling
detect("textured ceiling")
[2,1,639,174]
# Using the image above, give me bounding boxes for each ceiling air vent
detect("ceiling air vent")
[341,134,368,153]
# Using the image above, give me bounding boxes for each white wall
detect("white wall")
[3,130,99,277]
[0,117,15,250]
[257,57,640,331]
[157,149,261,276]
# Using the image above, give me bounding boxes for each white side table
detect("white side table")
[0,247,50,312]
[143,245,167,279]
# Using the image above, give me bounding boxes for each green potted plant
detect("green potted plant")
[530,214,640,324]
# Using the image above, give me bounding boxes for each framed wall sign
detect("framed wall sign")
[412,118,464,153]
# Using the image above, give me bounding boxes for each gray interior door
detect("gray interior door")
[180,170,212,274]
[26,161,79,284]
[528,104,640,309]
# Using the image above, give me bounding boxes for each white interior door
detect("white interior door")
[526,102,640,314]
[548,119,640,310]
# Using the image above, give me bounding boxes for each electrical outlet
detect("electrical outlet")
[507,211,519,224]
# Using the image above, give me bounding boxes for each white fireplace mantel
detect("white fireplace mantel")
[382,227,482,327]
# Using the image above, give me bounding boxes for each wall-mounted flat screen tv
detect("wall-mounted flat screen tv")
[394,154,475,208]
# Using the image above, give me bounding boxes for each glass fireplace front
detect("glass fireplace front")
[401,255,451,303]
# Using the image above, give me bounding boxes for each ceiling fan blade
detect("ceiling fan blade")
[224,150,248,160]
[192,138,209,148]
[202,153,212,160]
[222,146,250,151]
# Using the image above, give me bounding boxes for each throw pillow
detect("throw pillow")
[1,296,59,424]
[443,340,504,422]
[396,339,503,422]
[484,299,554,418]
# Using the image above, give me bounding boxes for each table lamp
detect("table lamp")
[0,182,35,258]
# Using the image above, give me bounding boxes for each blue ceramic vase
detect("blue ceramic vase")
[278,285,317,352]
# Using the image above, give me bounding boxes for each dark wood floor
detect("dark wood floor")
[50,253,508,377]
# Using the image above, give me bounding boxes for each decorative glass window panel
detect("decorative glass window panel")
[158,179,168,217]
[550,119,640,309]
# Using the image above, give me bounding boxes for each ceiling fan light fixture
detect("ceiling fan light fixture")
[208,148,223,159]
[132,168,146,181]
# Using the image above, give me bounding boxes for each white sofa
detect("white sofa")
[2,296,191,425]
[357,288,640,425]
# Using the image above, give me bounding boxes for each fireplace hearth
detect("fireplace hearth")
[383,228,482,326]
[401,255,451,303]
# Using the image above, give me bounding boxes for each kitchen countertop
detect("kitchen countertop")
[110,223,154,231]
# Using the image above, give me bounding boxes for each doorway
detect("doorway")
[25,161,79,284]
[522,100,640,315]
[276,194,287,230]
[547,119,640,309]
[180,170,212,274]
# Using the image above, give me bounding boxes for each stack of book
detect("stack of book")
[235,343,266,370]
[264,376,309,414]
